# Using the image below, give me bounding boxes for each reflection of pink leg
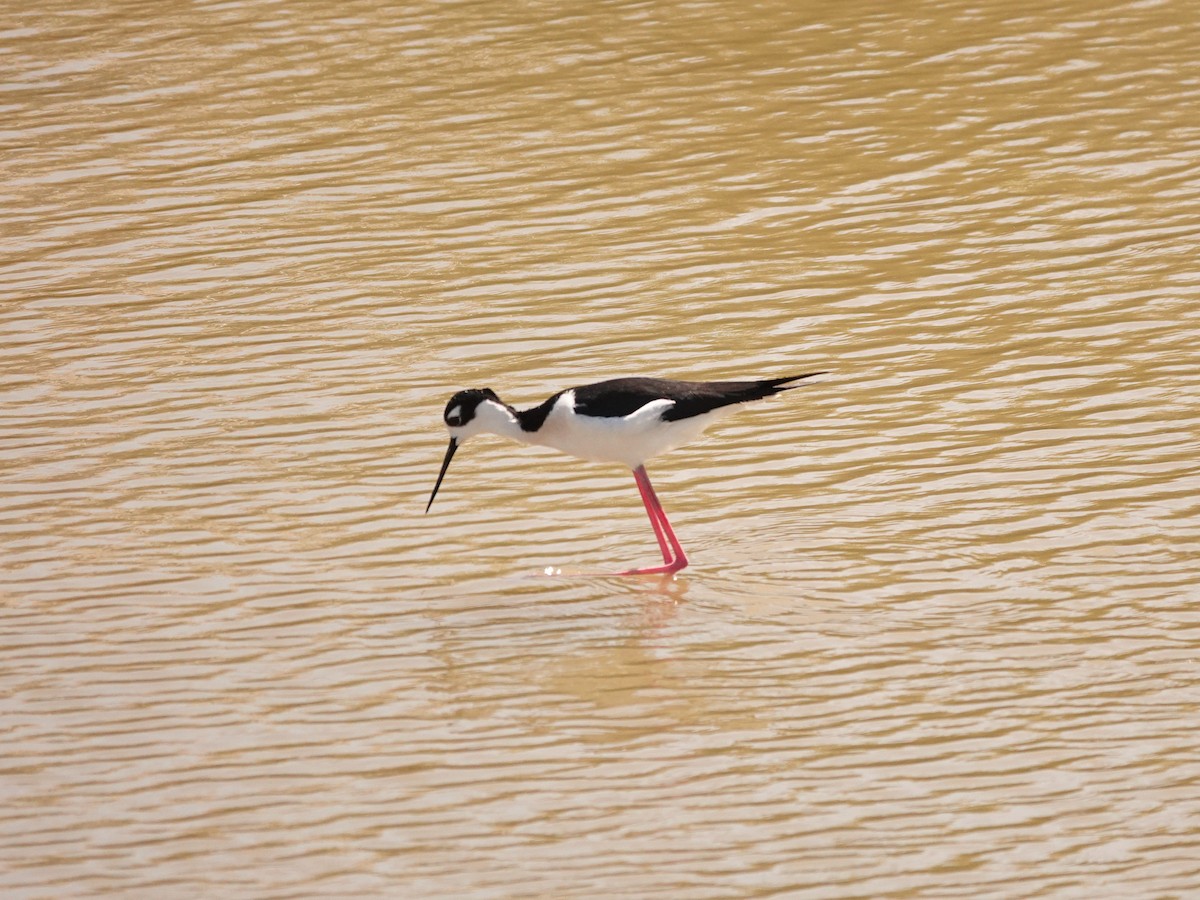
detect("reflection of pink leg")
[621,465,689,575]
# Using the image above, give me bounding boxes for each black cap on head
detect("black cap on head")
[443,388,500,427]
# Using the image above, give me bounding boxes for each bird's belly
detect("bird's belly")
[533,409,720,468]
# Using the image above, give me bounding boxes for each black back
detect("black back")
[502,373,826,432]
[515,391,565,432]
[564,374,825,422]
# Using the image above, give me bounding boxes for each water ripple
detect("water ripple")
[4,0,1200,896]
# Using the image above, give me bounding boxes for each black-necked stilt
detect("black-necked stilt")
[426,372,827,575]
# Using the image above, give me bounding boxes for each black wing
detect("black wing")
[570,373,825,421]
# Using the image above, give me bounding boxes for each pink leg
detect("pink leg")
[621,465,689,575]
[634,469,672,564]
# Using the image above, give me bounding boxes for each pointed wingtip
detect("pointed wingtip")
[773,371,829,389]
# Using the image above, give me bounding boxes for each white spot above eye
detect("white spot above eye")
[446,404,463,423]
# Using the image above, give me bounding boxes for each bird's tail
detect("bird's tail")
[765,371,828,393]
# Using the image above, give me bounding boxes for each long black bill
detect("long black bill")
[425,437,458,513]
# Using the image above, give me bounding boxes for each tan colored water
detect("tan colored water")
[4,0,1200,896]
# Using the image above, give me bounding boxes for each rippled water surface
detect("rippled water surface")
[4,0,1200,896]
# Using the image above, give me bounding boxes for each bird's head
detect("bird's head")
[441,388,504,441]
[426,388,511,512]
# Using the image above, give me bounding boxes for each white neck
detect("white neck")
[467,399,531,445]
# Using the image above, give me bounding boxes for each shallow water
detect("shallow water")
[4,0,1200,896]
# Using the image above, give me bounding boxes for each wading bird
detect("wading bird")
[426,373,826,575]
